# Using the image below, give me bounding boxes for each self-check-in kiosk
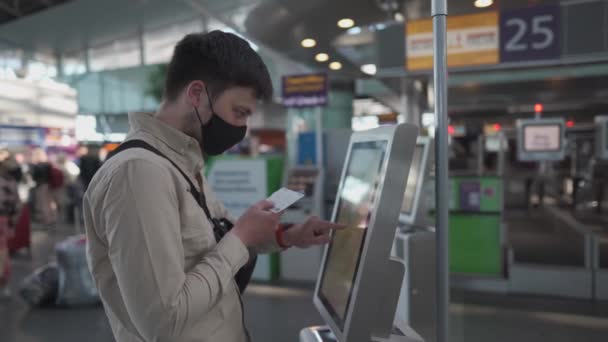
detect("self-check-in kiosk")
[393,137,437,342]
[300,123,432,342]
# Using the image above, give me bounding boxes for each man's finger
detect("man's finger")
[256,200,275,210]
[258,208,281,222]
[315,221,346,232]
[306,216,345,230]
[311,234,331,245]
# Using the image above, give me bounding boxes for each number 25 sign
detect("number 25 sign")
[500,5,561,63]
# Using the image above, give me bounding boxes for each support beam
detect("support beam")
[431,1,449,342]
[0,2,20,17]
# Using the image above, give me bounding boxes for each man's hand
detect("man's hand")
[232,200,282,248]
[283,216,346,248]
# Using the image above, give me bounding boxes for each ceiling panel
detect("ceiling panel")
[0,0,72,25]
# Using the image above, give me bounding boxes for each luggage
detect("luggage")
[7,204,31,254]
[19,235,100,307]
[0,216,9,284]
[55,235,100,306]
[19,263,59,307]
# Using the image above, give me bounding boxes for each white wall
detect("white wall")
[0,78,77,129]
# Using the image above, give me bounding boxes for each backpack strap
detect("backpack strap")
[106,140,214,221]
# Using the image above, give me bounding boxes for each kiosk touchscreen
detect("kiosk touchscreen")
[596,116,608,160]
[517,118,566,161]
[400,137,432,226]
[301,123,419,342]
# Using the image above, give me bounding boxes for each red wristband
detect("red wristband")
[275,224,291,249]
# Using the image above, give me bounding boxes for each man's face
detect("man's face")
[206,86,257,127]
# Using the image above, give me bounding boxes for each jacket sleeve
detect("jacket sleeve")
[101,159,249,340]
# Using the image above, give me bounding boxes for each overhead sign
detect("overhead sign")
[406,11,499,70]
[0,126,44,146]
[282,73,328,107]
[500,5,561,63]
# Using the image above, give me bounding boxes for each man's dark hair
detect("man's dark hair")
[164,30,273,102]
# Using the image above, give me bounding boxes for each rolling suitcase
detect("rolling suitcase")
[8,204,31,254]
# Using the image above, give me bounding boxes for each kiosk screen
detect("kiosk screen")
[318,140,388,329]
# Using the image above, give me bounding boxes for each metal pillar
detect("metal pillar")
[55,51,64,79]
[315,106,325,219]
[477,136,484,176]
[498,132,506,177]
[315,106,324,168]
[432,1,449,342]
[138,25,145,66]
[400,78,409,123]
[84,41,91,73]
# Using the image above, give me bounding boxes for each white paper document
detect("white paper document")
[267,187,304,213]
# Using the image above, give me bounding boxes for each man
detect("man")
[0,159,21,298]
[83,31,342,342]
[78,145,102,191]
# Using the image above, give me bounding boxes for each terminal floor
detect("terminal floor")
[1,225,608,342]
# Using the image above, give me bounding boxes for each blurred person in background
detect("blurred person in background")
[30,148,57,226]
[0,150,22,183]
[78,145,102,192]
[53,153,79,224]
[0,159,21,298]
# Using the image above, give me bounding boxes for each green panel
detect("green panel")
[265,156,285,195]
[265,156,284,281]
[450,176,502,212]
[449,214,502,276]
[479,177,502,212]
[270,253,280,280]
[450,178,459,210]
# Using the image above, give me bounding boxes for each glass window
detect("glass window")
[62,51,87,75]
[0,48,23,72]
[90,35,141,71]
[143,19,203,65]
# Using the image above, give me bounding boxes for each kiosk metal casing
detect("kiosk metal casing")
[399,137,433,227]
[313,124,419,342]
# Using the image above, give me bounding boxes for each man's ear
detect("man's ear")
[186,80,206,107]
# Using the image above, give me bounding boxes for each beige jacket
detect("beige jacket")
[84,112,276,342]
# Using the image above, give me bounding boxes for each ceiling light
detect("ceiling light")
[347,26,362,35]
[338,18,355,29]
[394,13,405,22]
[361,64,377,75]
[301,38,316,48]
[329,61,342,70]
[315,53,329,62]
[474,0,493,8]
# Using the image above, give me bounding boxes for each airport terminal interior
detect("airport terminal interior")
[1,0,608,341]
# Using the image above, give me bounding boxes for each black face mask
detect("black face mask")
[193,89,247,156]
